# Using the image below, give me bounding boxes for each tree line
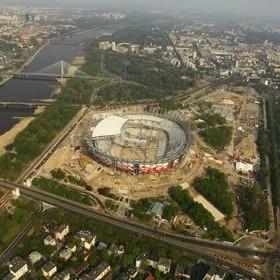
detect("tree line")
[168,186,233,241]
[193,168,234,217]
[0,101,79,180]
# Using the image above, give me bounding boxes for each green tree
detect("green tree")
[162,202,180,221]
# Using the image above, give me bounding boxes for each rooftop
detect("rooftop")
[76,230,96,244]
[92,115,127,138]
[79,262,111,280]
[148,202,165,218]
[9,256,27,273]
[42,261,56,273]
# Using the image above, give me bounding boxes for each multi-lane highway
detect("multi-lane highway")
[0,179,274,280]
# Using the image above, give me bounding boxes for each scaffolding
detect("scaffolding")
[81,109,194,174]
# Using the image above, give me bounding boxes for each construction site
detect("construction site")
[81,110,194,174]
[36,105,199,197]
[33,85,262,235]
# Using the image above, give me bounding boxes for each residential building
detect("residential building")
[175,263,192,278]
[76,230,96,250]
[55,224,69,241]
[203,268,227,280]
[108,243,118,256]
[2,273,17,280]
[28,251,42,265]
[118,267,138,280]
[146,253,158,269]
[79,262,112,280]
[135,252,148,268]
[59,248,72,261]
[96,242,107,251]
[52,270,71,280]
[42,262,57,278]
[157,258,171,274]
[65,243,77,253]
[9,256,28,279]
[117,245,125,256]
[44,235,56,246]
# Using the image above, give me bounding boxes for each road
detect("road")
[16,106,88,184]
[0,179,274,280]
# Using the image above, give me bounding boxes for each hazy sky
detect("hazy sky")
[2,0,280,17]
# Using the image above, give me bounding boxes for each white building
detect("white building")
[44,235,56,246]
[59,248,72,261]
[9,257,28,279]
[135,252,148,268]
[203,268,226,280]
[76,230,96,250]
[157,258,171,274]
[235,162,254,173]
[28,251,42,265]
[55,224,69,241]
[65,243,77,253]
[79,262,111,280]
[42,262,57,278]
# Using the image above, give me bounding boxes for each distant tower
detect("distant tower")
[61,60,64,79]
[25,13,34,22]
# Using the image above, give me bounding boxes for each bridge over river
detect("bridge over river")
[12,60,92,81]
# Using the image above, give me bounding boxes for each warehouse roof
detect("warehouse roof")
[92,116,128,138]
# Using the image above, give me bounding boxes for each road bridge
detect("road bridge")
[50,41,80,46]
[12,60,92,81]
[0,100,53,107]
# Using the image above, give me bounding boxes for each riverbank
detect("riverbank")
[0,26,112,145]
[0,116,35,156]
[0,41,50,89]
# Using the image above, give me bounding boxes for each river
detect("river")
[0,27,115,136]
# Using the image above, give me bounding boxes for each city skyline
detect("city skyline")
[1,0,280,17]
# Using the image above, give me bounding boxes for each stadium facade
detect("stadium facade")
[82,111,194,175]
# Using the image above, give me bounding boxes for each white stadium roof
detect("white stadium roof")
[91,115,128,138]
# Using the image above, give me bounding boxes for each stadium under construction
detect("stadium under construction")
[81,110,194,175]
